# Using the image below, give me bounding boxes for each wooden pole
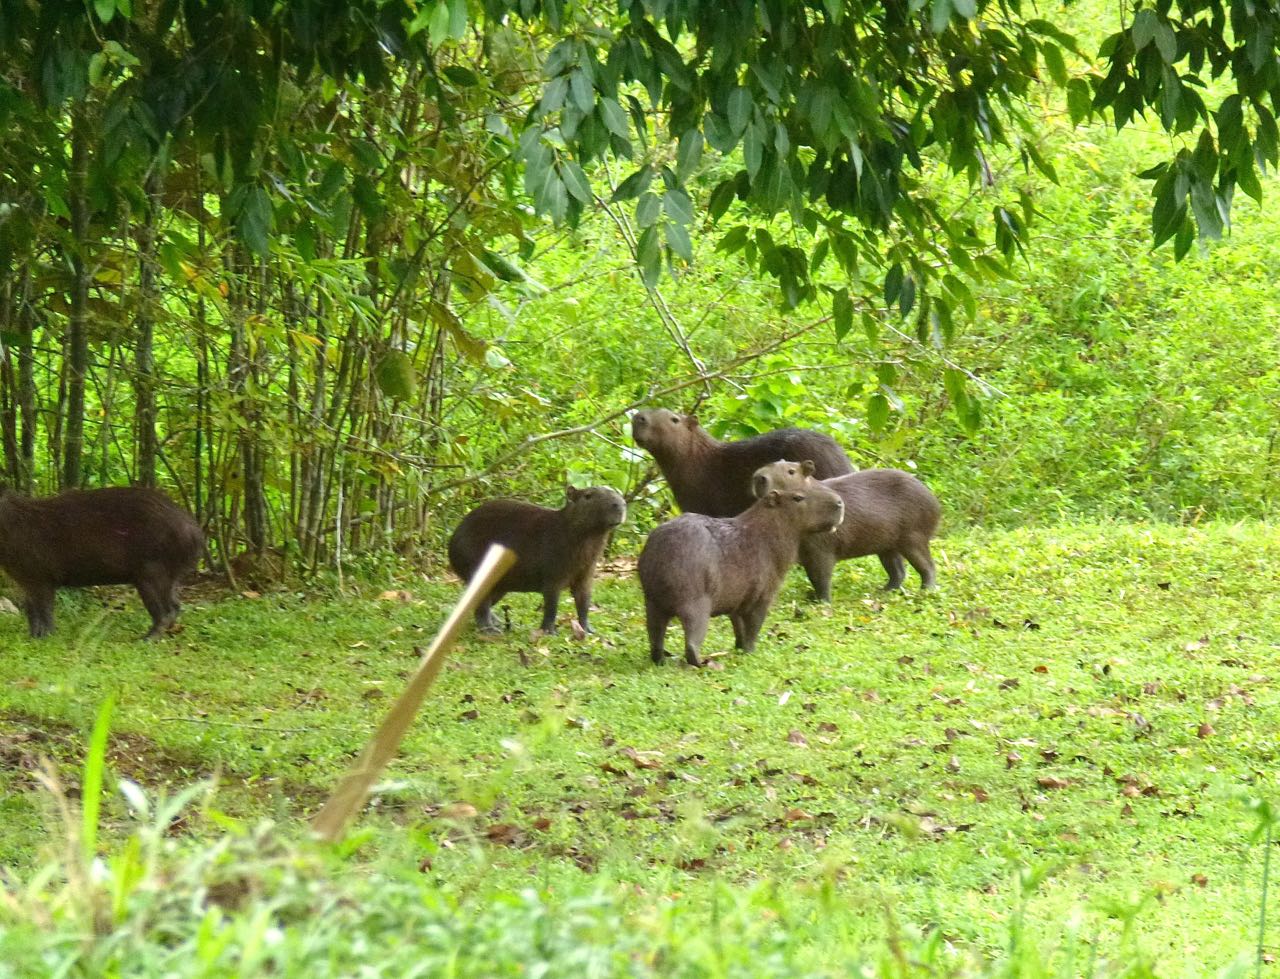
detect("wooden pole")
[311,543,516,843]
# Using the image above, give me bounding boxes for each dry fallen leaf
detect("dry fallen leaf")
[1037,775,1071,790]
[377,589,413,602]
[440,802,478,820]
[485,823,521,845]
[1197,722,1215,738]
[783,808,814,822]
[786,730,809,747]
[1191,873,1208,887]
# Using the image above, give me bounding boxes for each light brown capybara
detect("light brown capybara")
[447,486,626,634]
[751,460,940,600]
[637,482,844,666]
[631,408,854,517]
[0,486,203,639]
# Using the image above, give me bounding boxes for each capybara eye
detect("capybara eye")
[669,416,679,424]
[792,494,804,502]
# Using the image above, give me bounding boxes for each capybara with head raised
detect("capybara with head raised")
[751,460,941,601]
[638,481,844,666]
[0,486,203,639]
[448,485,626,635]
[631,409,854,518]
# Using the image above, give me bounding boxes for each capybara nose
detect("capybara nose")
[830,499,845,528]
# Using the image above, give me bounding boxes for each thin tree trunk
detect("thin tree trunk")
[135,170,163,487]
[17,268,36,492]
[63,106,91,488]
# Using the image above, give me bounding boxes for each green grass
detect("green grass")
[1,522,1278,972]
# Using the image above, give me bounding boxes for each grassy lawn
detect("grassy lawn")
[1,521,1277,971]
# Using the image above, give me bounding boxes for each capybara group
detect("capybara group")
[448,485,626,634]
[631,409,854,517]
[638,482,844,666]
[0,486,203,639]
[752,460,941,600]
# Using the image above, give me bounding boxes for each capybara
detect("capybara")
[630,409,854,517]
[638,482,844,666]
[448,485,626,634]
[0,486,203,639]
[751,460,941,600]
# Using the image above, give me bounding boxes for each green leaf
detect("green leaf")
[1132,10,1157,51]
[636,192,661,227]
[716,225,750,254]
[662,188,694,226]
[636,225,661,287]
[611,166,653,201]
[676,130,703,181]
[867,392,890,431]
[1154,23,1177,63]
[375,351,418,401]
[428,1,451,46]
[94,0,116,23]
[953,0,976,19]
[600,98,629,138]
[832,289,852,341]
[447,0,468,40]
[1236,161,1263,204]
[1067,78,1093,125]
[930,0,952,34]
[728,87,753,136]
[664,220,693,261]
[560,161,593,204]
[1041,43,1068,87]
[239,186,273,256]
[883,264,903,307]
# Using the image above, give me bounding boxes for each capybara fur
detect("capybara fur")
[448,486,626,634]
[0,486,203,639]
[752,460,941,600]
[631,409,854,518]
[638,483,844,666]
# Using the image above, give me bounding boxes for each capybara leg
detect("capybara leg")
[138,578,175,640]
[473,597,502,634]
[23,585,55,638]
[571,579,595,633]
[879,552,906,590]
[739,604,770,653]
[730,614,747,649]
[799,540,836,603]
[902,538,938,589]
[645,599,671,664]
[677,599,711,667]
[537,589,560,634]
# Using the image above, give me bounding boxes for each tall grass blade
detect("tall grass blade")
[81,695,115,868]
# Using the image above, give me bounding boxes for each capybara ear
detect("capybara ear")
[684,414,699,429]
[800,460,816,477]
[751,472,769,498]
[565,484,580,501]
[764,489,782,508]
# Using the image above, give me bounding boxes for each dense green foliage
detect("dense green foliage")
[0,0,1277,565]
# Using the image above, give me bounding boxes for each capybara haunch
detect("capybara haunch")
[752,460,940,600]
[638,482,844,666]
[0,486,203,639]
[448,486,626,634]
[631,409,854,518]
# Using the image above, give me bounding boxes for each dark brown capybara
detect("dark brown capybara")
[0,486,203,639]
[448,485,626,635]
[638,482,844,666]
[630,409,854,518]
[751,460,941,601]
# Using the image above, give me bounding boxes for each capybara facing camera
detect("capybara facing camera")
[0,486,204,639]
[448,485,627,635]
[631,408,854,517]
[751,460,941,600]
[638,479,844,666]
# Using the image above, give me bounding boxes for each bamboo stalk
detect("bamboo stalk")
[310,543,516,843]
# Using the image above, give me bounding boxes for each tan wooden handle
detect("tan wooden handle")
[311,543,517,843]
